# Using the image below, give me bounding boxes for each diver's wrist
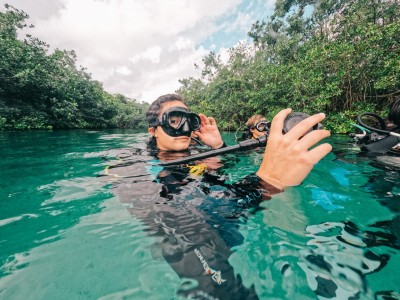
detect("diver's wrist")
[255,171,286,190]
[213,141,226,149]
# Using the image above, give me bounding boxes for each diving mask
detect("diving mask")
[155,107,201,137]
[255,121,270,132]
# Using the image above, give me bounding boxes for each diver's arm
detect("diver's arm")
[257,176,284,200]
[256,108,332,191]
[223,173,283,202]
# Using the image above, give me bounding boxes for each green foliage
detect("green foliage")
[13,114,51,130]
[0,4,148,130]
[178,0,400,133]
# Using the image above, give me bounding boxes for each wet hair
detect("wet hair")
[145,94,187,152]
[388,97,400,126]
[245,114,267,129]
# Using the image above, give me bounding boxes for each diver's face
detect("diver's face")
[149,101,192,151]
[250,127,265,139]
[251,120,269,139]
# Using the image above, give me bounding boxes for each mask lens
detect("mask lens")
[188,113,201,130]
[167,112,185,129]
[157,107,198,137]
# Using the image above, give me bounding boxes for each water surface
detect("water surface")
[0,130,399,299]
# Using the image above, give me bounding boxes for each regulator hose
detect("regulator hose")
[356,113,387,134]
[356,112,400,136]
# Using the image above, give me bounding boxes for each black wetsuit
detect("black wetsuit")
[238,130,252,142]
[105,146,280,300]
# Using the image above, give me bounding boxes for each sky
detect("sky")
[6,0,276,103]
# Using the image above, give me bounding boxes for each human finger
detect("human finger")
[269,108,292,136]
[208,117,217,126]
[198,113,209,126]
[285,113,325,140]
[307,143,332,164]
[195,131,204,139]
[296,129,331,150]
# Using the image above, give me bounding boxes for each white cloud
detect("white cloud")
[7,0,275,103]
[171,37,193,51]
[226,12,253,33]
[115,66,132,76]
[129,47,162,64]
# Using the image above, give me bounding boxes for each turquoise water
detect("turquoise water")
[0,130,399,299]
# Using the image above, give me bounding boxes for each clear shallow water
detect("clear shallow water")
[0,130,399,300]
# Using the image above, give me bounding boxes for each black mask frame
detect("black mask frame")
[254,121,270,132]
[154,107,201,137]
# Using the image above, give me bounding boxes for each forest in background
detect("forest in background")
[0,4,149,130]
[1,0,399,132]
[178,0,399,133]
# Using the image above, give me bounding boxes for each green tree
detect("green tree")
[178,0,399,133]
[0,4,148,130]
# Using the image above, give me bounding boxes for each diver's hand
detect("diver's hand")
[256,108,332,190]
[193,113,224,149]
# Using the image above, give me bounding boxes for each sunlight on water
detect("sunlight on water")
[0,131,399,299]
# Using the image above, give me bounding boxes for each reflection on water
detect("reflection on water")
[301,221,389,299]
[0,132,399,299]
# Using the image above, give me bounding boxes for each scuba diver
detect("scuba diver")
[105,94,332,299]
[351,97,400,156]
[238,114,270,141]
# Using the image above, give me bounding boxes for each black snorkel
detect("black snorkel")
[158,112,320,166]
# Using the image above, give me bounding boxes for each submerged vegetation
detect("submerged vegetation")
[1,1,399,132]
[178,0,400,133]
[0,4,149,130]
